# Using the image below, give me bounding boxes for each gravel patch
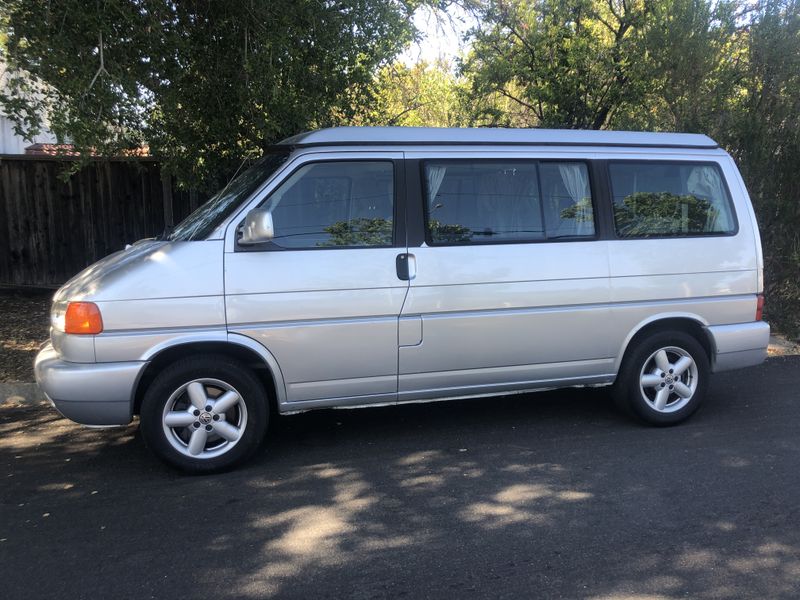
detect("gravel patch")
[0,288,52,382]
[768,333,800,356]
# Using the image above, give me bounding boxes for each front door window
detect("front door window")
[261,161,395,249]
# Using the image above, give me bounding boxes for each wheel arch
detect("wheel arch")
[614,314,715,377]
[132,334,286,416]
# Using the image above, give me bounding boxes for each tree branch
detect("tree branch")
[87,32,109,91]
[496,86,540,118]
[388,101,432,125]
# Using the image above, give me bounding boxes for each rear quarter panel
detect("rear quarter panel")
[605,151,759,368]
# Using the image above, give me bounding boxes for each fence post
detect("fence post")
[161,171,174,227]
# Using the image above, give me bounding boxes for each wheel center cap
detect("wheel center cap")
[664,374,675,384]
[199,411,213,425]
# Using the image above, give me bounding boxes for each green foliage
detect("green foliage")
[0,0,419,190]
[322,217,393,247]
[367,60,470,127]
[721,0,800,334]
[462,0,654,128]
[628,0,742,133]
[612,193,716,237]
[559,197,595,223]
[460,0,743,131]
[428,219,472,243]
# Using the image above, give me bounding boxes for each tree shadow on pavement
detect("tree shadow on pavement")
[2,357,799,599]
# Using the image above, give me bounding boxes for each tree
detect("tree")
[0,0,420,190]
[723,0,800,333]
[621,0,743,133]
[461,0,654,128]
[368,59,470,127]
[459,0,742,131]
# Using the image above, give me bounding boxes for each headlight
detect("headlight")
[50,301,68,332]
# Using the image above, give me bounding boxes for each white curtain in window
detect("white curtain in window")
[688,166,730,231]
[426,166,448,206]
[558,163,592,234]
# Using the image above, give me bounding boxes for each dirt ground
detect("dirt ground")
[0,288,52,382]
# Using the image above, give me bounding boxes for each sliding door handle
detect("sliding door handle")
[396,253,417,281]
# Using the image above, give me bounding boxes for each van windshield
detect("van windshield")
[168,153,289,241]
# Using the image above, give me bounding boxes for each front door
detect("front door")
[225,153,408,407]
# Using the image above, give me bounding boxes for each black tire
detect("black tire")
[613,330,710,426]
[140,355,268,473]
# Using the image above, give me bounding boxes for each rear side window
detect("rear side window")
[609,162,735,238]
[262,161,394,249]
[423,161,595,244]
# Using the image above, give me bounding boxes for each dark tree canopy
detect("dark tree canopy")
[1,0,420,189]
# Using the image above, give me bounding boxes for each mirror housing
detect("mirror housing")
[239,208,274,245]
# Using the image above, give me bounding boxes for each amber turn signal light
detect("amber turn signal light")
[64,302,103,335]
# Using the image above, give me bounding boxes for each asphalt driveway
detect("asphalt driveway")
[1,356,799,599]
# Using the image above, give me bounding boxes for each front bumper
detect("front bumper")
[706,321,770,373]
[34,343,146,426]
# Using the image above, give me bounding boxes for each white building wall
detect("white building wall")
[0,113,58,154]
[1,58,59,154]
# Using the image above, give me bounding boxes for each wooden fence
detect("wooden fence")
[0,156,205,287]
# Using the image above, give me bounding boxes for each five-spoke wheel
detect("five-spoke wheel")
[161,378,248,459]
[614,331,709,425]
[140,355,268,473]
[638,346,698,413]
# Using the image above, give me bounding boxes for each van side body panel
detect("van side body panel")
[397,242,615,400]
[225,248,408,403]
[604,153,761,376]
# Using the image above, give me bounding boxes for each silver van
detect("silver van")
[35,127,770,472]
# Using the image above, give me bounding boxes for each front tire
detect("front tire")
[614,331,710,425]
[140,355,268,473]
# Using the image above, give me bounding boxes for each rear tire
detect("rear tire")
[140,355,268,473]
[613,331,709,426]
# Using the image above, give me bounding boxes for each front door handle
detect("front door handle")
[396,253,416,281]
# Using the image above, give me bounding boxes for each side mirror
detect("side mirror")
[239,208,274,245]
